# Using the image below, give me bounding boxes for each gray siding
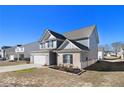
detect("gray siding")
[5,47,17,59]
[5,42,40,59]
[60,42,77,49]
[20,42,40,58]
[88,29,98,61]
[76,39,89,47]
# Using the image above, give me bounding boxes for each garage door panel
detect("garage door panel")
[34,55,47,65]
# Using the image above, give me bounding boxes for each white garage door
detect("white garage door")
[33,55,46,65]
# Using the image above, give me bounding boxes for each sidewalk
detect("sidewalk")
[0,64,41,73]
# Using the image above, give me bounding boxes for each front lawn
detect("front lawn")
[14,68,36,73]
[0,60,124,87]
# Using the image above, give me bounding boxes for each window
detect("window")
[40,44,43,49]
[63,54,73,64]
[45,42,48,48]
[53,40,56,48]
[41,40,56,48]
[50,41,53,47]
[43,43,45,48]
[48,41,50,48]
[40,43,45,48]
[15,47,24,52]
[20,48,24,52]
[48,40,53,48]
[19,54,24,60]
[19,54,24,58]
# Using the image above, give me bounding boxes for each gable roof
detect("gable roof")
[70,40,89,51]
[40,29,66,41]
[5,41,40,53]
[49,30,66,40]
[57,39,89,51]
[63,25,96,40]
[1,46,12,49]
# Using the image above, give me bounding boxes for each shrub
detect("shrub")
[50,65,81,74]
[26,61,30,64]
[53,65,60,69]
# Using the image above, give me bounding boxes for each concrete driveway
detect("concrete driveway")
[0,64,41,73]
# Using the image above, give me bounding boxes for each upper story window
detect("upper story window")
[48,41,53,48]
[40,40,56,49]
[40,44,43,49]
[40,43,45,49]
[15,47,24,53]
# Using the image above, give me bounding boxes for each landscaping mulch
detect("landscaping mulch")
[49,65,86,75]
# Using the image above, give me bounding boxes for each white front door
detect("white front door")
[33,55,47,65]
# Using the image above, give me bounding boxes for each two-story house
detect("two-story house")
[30,29,66,65]
[1,46,12,60]
[31,25,99,69]
[4,42,40,61]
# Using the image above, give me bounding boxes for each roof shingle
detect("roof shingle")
[63,25,96,40]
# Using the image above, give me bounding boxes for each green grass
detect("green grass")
[14,68,36,73]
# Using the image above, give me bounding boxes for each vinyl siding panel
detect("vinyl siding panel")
[88,30,98,62]
[76,39,89,48]
[63,42,77,49]
[57,53,81,69]
[5,42,40,59]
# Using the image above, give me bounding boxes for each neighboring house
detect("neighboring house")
[31,25,99,69]
[98,47,104,60]
[118,46,124,60]
[1,46,12,60]
[5,42,40,61]
[0,48,3,58]
[104,51,116,57]
[104,51,110,57]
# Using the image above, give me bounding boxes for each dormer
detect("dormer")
[39,29,66,49]
[15,45,24,53]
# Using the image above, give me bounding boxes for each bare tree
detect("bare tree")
[100,44,113,52]
[112,42,124,53]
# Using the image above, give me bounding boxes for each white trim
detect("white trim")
[57,39,82,51]
[40,29,65,43]
[40,29,50,42]
[48,34,55,39]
